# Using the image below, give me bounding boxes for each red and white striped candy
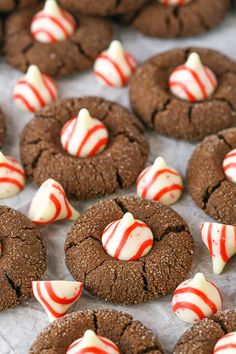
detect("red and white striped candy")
[0,151,25,199]
[32,280,83,322]
[223,149,236,184]
[31,0,76,43]
[200,222,236,275]
[169,52,217,102]
[172,273,222,324]
[94,40,137,88]
[13,65,58,112]
[28,178,79,225]
[102,212,153,261]
[61,108,109,158]
[214,332,236,354]
[158,0,191,5]
[136,157,183,206]
[67,330,120,354]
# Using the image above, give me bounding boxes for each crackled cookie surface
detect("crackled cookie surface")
[130,48,236,141]
[128,0,230,38]
[0,0,40,13]
[174,309,236,353]
[0,206,46,310]
[187,128,236,225]
[30,309,163,353]
[3,5,112,77]
[20,97,149,200]
[65,196,193,304]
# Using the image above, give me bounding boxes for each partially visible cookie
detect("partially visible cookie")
[128,0,230,38]
[0,0,40,13]
[59,0,148,16]
[187,128,236,225]
[174,309,236,353]
[30,309,163,353]
[3,5,113,77]
[65,196,193,304]
[0,108,5,148]
[130,47,236,141]
[0,206,46,311]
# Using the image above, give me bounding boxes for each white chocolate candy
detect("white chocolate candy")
[31,0,76,43]
[213,332,236,354]
[32,280,83,322]
[223,149,236,184]
[102,212,153,261]
[158,0,192,5]
[61,108,109,158]
[28,178,79,225]
[94,40,137,87]
[172,273,222,324]
[66,330,120,354]
[136,157,183,205]
[13,65,58,112]
[200,222,236,275]
[169,52,217,102]
[0,151,25,199]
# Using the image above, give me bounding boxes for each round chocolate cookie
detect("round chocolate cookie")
[130,48,236,141]
[59,0,148,16]
[0,206,46,311]
[187,128,236,225]
[3,5,113,77]
[128,0,230,38]
[174,309,236,354]
[0,108,5,148]
[30,309,163,353]
[65,196,193,304]
[20,97,149,200]
[0,0,40,13]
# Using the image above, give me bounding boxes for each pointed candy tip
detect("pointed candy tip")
[84,329,97,339]
[186,52,202,69]
[154,156,166,168]
[122,212,135,223]
[44,0,60,14]
[192,272,206,285]
[108,40,124,57]
[78,108,92,121]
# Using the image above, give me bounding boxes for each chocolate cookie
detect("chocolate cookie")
[187,128,236,225]
[174,309,236,353]
[0,0,40,13]
[30,309,163,353]
[0,206,46,311]
[128,0,230,38]
[3,5,113,77]
[59,0,148,16]
[20,97,149,200]
[65,196,193,304]
[130,48,236,141]
[0,108,5,148]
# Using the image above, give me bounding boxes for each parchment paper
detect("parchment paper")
[1,11,236,354]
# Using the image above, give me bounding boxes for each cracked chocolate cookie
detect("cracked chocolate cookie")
[127,0,230,38]
[187,128,236,225]
[174,309,236,354]
[130,48,236,141]
[30,309,163,353]
[59,0,148,16]
[0,108,5,148]
[65,196,193,304]
[3,5,113,77]
[0,0,40,13]
[0,206,46,311]
[20,97,149,200]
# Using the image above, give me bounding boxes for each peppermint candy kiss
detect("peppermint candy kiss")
[169,52,217,102]
[66,330,120,354]
[32,281,83,322]
[0,151,25,199]
[223,149,236,183]
[200,222,236,275]
[13,65,58,112]
[172,273,222,324]
[136,157,183,205]
[31,0,76,43]
[158,0,192,5]
[102,212,153,261]
[94,40,137,87]
[61,108,109,158]
[213,332,236,354]
[28,178,79,225]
